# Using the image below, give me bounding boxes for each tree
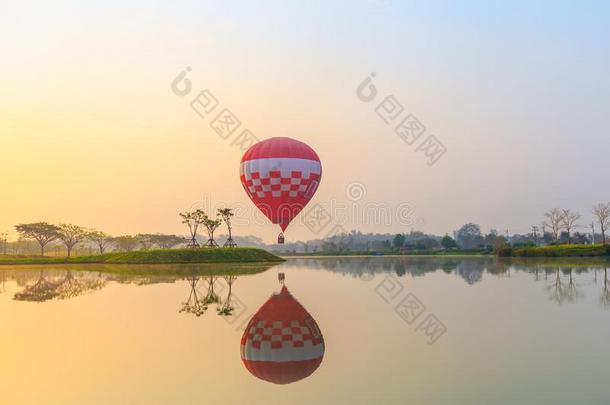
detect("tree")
[218,208,237,247]
[15,222,60,256]
[111,235,139,252]
[150,234,184,249]
[0,232,7,255]
[593,203,610,245]
[483,232,497,249]
[440,234,457,249]
[180,209,207,248]
[543,208,564,242]
[455,223,484,250]
[87,230,113,254]
[392,234,406,249]
[202,215,223,248]
[57,224,88,257]
[560,209,580,244]
[135,234,155,250]
[492,235,508,253]
[414,237,440,250]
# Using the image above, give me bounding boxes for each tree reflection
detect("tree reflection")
[13,271,107,302]
[600,268,610,308]
[54,271,105,299]
[14,271,59,302]
[217,275,237,316]
[179,276,207,316]
[455,260,484,285]
[547,267,583,304]
[202,276,221,307]
[547,268,566,304]
[564,268,583,303]
[179,275,239,318]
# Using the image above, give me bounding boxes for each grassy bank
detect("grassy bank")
[0,247,285,265]
[498,244,610,257]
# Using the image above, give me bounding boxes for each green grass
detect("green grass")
[498,244,610,257]
[0,247,285,266]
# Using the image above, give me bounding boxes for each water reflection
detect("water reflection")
[2,259,610,309]
[218,275,237,316]
[0,263,274,306]
[240,276,325,385]
[13,271,106,302]
[180,275,239,317]
[546,268,584,304]
[281,257,610,306]
[180,276,208,316]
[600,267,610,308]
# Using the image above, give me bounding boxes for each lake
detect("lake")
[1,257,609,404]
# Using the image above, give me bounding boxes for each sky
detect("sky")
[1,0,609,243]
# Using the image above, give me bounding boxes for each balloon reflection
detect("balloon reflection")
[240,275,325,385]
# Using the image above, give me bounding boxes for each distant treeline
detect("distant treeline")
[2,203,608,256]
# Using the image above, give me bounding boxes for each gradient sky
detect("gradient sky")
[1,0,609,242]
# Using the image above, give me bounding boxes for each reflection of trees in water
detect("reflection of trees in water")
[564,268,583,303]
[548,268,566,304]
[54,271,105,299]
[14,271,58,302]
[180,276,207,316]
[455,261,484,285]
[179,275,239,318]
[441,260,460,274]
[217,276,237,316]
[600,268,610,308]
[202,276,221,306]
[284,257,610,306]
[282,257,495,283]
[13,271,107,302]
[547,267,583,304]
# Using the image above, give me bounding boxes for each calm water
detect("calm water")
[1,257,609,405]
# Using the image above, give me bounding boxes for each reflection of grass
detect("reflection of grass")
[0,248,284,266]
[0,262,278,277]
[498,244,610,257]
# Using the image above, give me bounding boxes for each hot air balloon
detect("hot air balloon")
[240,137,322,243]
[240,281,325,385]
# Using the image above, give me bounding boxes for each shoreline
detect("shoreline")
[0,247,285,266]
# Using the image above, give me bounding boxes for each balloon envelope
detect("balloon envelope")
[239,137,322,231]
[240,285,325,384]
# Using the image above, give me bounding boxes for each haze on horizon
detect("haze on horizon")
[1,0,609,243]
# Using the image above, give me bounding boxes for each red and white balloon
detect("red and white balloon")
[239,137,322,233]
